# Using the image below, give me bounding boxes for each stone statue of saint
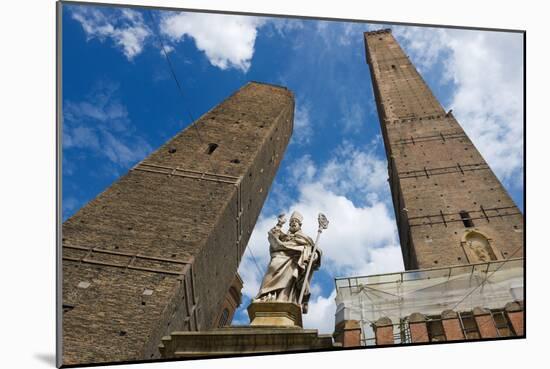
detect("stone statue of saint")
[255,211,321,313]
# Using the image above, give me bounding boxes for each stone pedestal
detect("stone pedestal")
[248,301,303,327]
[159,326,333,358]
[159,301,333,358]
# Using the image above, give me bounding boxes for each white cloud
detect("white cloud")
[393,27,524,188]
[63,81,152,169]
[315,21,357,48]
[319,141,389,204]
[339,99,367,133]
[338,22,367,46]
[287,154,317,185]
[269,18,305,37]
[289,182,401,276]
[303,289,337,334]
[239,144,403,301]
[237,145,403,327]
[314,21,364,48]
[445,31,523,187]
[393,26,448,72]
[101,131,151,167]
[291,102,313,145]
[71,7,271,72]
[63,125,100,150]
[62,197,81,219]
[160,12,264,72]
[70,6,150,60]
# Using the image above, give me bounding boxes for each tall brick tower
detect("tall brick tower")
[364,29,524,270]
[333,29,524,348]
[62,82,294,365]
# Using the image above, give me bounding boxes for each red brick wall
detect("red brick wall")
[375,317,394,345]
[473,308,498,338]
[475,315,498,338]
[507,311,524,336]
[505,301,524,336]
[410,322,429,343]
[409,313,429,343]
[441,311,464,341]
[334,320,362,347]
[375,326,394,345]
[442,319,464,341]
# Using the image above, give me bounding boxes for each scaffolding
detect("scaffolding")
[335,258,524,345]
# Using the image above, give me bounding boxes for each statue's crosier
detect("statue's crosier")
[254,211,328,313]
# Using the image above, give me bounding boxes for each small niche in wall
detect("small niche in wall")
[461,229,501,263]
[206,143,218,155]
[459,211,474,228]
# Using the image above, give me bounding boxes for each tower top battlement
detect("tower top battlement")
[364,28,392,36]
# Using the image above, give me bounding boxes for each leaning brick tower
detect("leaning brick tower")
[364,29,524,270]
[334,29,524,348]
[61,82,294,365]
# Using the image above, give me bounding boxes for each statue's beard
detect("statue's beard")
[289,227,299,234]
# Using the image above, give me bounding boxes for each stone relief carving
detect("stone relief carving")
[461,229,500,263]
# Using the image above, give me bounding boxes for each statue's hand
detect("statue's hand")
[276,213,287,227]
[279,233,290,242]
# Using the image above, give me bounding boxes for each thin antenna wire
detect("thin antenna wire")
[247,245,265,281]
[146,10,263,282]
[145,10,215,173]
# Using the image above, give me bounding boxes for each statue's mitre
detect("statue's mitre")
[290,211,303,223]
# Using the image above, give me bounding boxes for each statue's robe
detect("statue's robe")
[256,227,321,309]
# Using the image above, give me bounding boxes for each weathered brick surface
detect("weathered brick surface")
[473,307,498,338]
[62,82,294,365]
[374,317,394,345]
[334,320,362,347]
[441,317,465,341]
[407,312,428,343]
[507,311,524,336]
[375,326,394,345]
[364,29,524,269]
[409,322,429,343]
[505,303,525,337]
[474,315,498,338]
[213,274,243,327]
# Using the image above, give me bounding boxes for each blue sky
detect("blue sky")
[62,4,524,333]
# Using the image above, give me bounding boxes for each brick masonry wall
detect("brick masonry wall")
[333,320,362,347]
[374,317,394,345]
[374,326,394,345]
[441,315,465,341]
[506,302,525,336]
[366,303,523,346]
[474,315,498,339]
[213,275,243,327]
[364,30,524,269]
[62,82,294,365]
[409,322,429,343]
[507,311,524,336]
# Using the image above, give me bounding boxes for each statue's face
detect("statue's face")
[289,219,301,233]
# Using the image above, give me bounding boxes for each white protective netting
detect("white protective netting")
[335,258,524,345]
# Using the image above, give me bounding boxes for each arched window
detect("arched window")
[218,308,230,327]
